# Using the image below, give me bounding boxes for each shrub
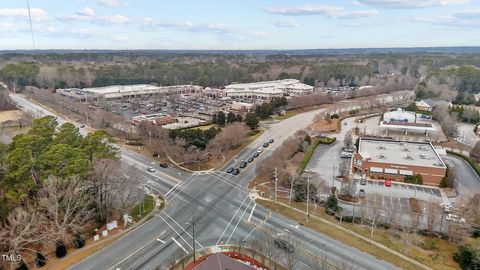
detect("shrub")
[35,252,47,267]
[55,241,67,258]
[73,234,85,249]
[472,229,480,238]
[454,245,480,270]
[15,263,27,270]
[125,141,143,146]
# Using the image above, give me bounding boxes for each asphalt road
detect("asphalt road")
[11,94,399,270]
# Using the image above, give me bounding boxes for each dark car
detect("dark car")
[239,161,247,168]
[263,142,269,147]
[253,152,260,158]
[274,239,295,253]
[359,189,366,198]
[232,168,240,175]
[226,167,234,174]
[269,138,274,144]
[159,163,168,168]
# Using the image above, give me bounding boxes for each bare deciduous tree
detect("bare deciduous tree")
[0,206,49,269]
[38,175,94,242]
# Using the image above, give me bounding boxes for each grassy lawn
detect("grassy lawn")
[185,124,219,131]
[272,111,298,121]
[131,195,155,222]
[258,197,469,270]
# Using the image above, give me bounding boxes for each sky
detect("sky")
[0,0,480,50]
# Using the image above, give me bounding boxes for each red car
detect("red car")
[385,180,392,187]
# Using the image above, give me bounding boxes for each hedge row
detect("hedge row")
[319,137,336,145]
[297,140,321,174]
[446,150,480,178]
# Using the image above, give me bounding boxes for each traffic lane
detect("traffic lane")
[120,148,189,180]
[444,155,480,197]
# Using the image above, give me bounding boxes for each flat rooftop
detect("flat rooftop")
[358,137,446,169]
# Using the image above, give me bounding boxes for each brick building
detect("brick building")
[352,137,447,186]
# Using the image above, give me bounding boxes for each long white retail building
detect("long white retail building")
[57,84,203,100]
[224,79,313,99]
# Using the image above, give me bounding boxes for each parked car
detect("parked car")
[360,178,367,185]
[274,239,295,253]
[340,151,353,158]
[239,161,247,168]
[159,163,168,168]
[226,167,234,174]
[385,180,392,187]
[446,214,465,224]
[247,157,254,163]
[269,138,274,143]
[263,142,269,148]
[440,203,454,213]
[253,152,260,158]
[147,167,155,173]
[359,189,366,198]
[257,148,263,153]
[232,168,240,175]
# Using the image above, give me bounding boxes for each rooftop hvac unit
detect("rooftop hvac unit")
[405,155,413,160]
[402,148,409,152]
[378,154,386,159]
[420,154,427,159]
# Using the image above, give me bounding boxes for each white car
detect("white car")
[446,214,465,224]
[147,167,156,173]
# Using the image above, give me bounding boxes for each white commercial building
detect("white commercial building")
[57,84,203,100]
[383,108,416,123]
[224,79,313,99]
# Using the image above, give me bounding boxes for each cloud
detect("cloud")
[77,7,95,17]
[356,0,470,9]
[58,11,129,25]
[140,18,265,40]
[98,0,122,7]
[0,8,47,21]
[411,9,480,28]
[271,19,300,27]
[265,4,378,18]
[96,15,129,24]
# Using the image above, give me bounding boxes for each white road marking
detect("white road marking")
[163,213,204,248]
[156,238,165,243]
[158,215,193,250]
[247,203,257,222]
[164,181,182,197]
[171,237,188,254]
[216,195,250,245]
[226,200,253,245]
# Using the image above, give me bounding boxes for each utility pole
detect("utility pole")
[331,164,336,188]
[274,168,278,205]
[189,211,197,263]
[440,205,444,232]
[306,172,310,222]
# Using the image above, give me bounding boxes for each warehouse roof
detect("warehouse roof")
[358,137,446,169]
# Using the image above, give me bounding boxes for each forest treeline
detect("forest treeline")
[1,52,480,103]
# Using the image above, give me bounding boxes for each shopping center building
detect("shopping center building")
[352,137,447,186]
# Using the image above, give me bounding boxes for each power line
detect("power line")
[27,0,35,49]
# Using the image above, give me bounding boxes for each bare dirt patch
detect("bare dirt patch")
[0,110,23,122]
